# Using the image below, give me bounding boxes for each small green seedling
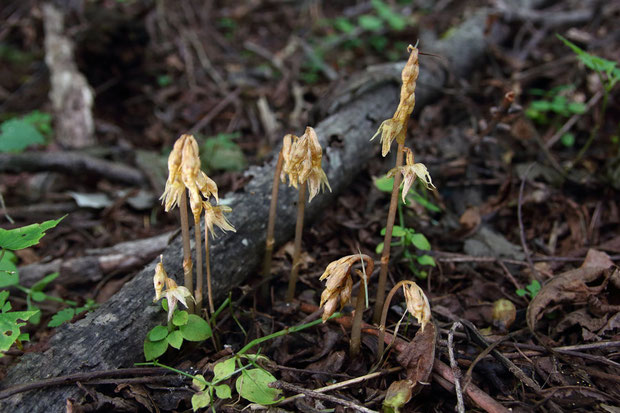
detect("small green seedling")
[516,280,541,299]
[0,110,52,153]
[525,85,587,125]
[143,300,212,361]
[374,175,437,279]
[200,132,247,173]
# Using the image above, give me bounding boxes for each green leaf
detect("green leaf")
[47,308,76,327]
[214,384,232,399]
[200,133,246,172]
[191,391,211,411]
[516,288,527,297]
[144,337,168,361]
[0,291,9,309]
[28,307,41,325]
[416,254,436,267]
[148,325,169,341]
[31,291,47,302]
[236,368,282,405]
[31,272,60,292]
[0,250,19,287]
[172,310,189,326]
[409,233,431,251]
[376,242,384,254]
[561,133,575,147]
[567,102,586,114]
[0,309,38,355]
[372,0,407,31]
[192,374,208,391]
[358,14,384,31]
[406,191,442,212]
[166,330,183,349]
[0,117,45,153]
[21,111,52,136]
[0,217,64,250]
[374,175,394,192]
[333,17,355,34]
[179,314,212,342]
[391,226,407,237]
[527,280,542,297]
[213,357,236,382]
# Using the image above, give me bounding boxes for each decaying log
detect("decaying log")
[0,151,148,186]
[16,231,174,287]
[0,6,532,410]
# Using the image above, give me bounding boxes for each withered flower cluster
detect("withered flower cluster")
[371,45,420,157]
[281,126,331,202]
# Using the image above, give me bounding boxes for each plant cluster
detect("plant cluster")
[142,44,437,411]
[0,217,94,355]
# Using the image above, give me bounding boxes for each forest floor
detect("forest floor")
[1,0,619,412]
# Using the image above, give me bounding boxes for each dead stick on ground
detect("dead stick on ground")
[269,380,378,413]
[448,322,465,413]
[0,368,171,400]
[275,367,402,406]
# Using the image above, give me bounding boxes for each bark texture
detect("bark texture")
[0,6,524,410]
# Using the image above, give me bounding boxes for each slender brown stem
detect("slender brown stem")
[262,151,284,300]
[194,215,203,314]
[377,280,412,358]
[350,256,374,357]
[286,182,307,302]
[373,142,405,324]
[179,192,194,313]
[204,215,214,314]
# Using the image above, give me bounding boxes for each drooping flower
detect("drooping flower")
[280,127,331,202]
[203,202,236,238]
[162,277,194,322]
[153,255,167,301]
[371,45,419,156]
[319,255,371,322]
[161,134,219,217]
[402,282,431,332]
[387,147,435,204]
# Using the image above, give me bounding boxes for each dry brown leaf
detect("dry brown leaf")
[527,266,609,332]
[395,322,436,396]
[581,248,615,269]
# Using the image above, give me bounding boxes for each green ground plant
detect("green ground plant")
[557,35,620,164]
[143,300,212,361]
[0,110,52,153]
[0,217,72,355]
[516,279,541,299]
[374,175,437,279]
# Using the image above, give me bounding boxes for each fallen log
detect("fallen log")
[0,6,528,410]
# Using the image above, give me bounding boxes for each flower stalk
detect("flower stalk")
[277,128,331,302]
[377,280,430,359]
[262,150,284,299]
[370,44,421,324]
[161,134,234,317]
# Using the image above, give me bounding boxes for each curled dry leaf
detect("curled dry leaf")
[527,265,614,333]
[395,322,436,398]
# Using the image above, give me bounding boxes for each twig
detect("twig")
[0,368,170,400]
[448,322,465,413]
[273,367,401,406]
[433,359,510,413]
[269,381,378,413]
[518,163,540,281]
[0,152,147,186]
